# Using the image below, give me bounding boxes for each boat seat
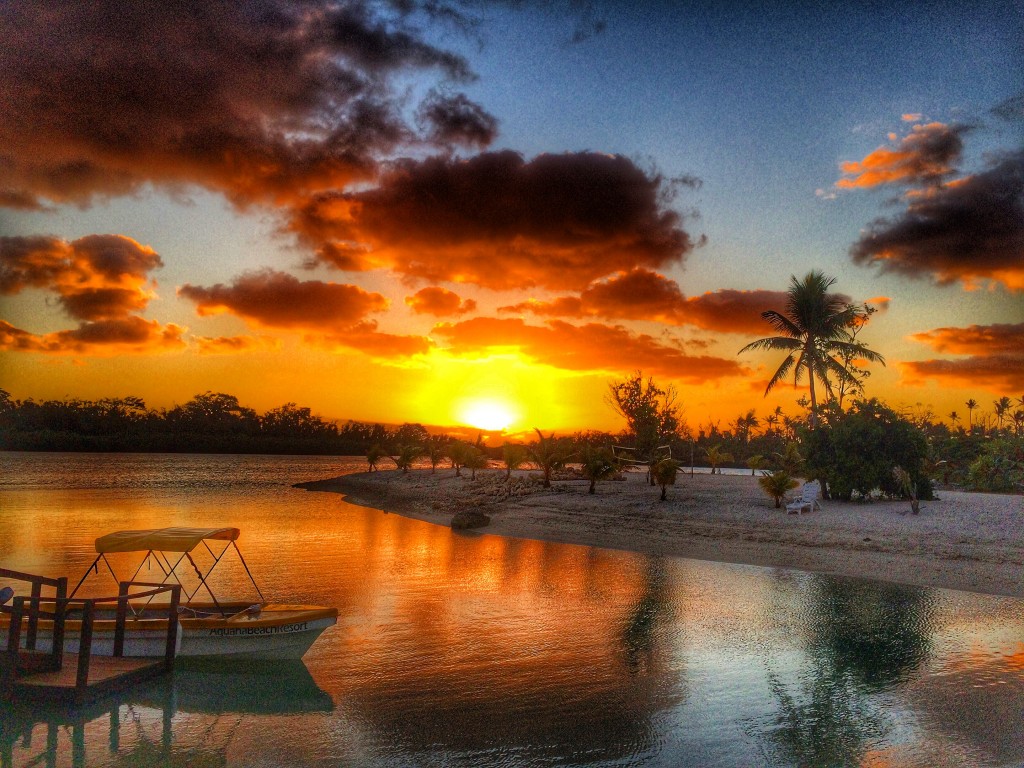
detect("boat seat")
[0,586,13,606]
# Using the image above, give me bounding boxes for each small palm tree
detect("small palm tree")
[738,271,884,428]
[579,445,618,494]
[705,444,733,474]
[502,443,529,479]
[392,444,423,474]
[446,441,475,477]
[464,446,488,479]
[652,458,680,501]
[774,442,805,477]
[948,411,959,429]
[425,436,447,473]
[528,428,569,488]
[758,470,799,508]
[747,454,768,476]
[366,443,386,472]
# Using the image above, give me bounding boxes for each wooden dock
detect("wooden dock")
[11,653,169,704]
[2,568,180,705]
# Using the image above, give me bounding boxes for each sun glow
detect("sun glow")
[460,399,516,431]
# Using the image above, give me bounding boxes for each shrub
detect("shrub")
[965,438,1024,492]
[802,399,932,501]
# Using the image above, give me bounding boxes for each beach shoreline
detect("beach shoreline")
[298,468,1024,599]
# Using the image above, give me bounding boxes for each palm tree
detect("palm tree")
[994,396,1012,432]
[705,444,733,475]
[965,399,978,430]
[425,436,447,473]
[366,443,386,472]
[446,441,475,477]
[775,441,805,477]
[652,459,680,501]
[739,271,884,428]
[501,443,529,479]
[747,454,768,476]
[948,411,959,429]
[392,444,423,474]
[528,428,569,488]
[463,446,488,479]
[759,470,799,508]
[579,445,618,494]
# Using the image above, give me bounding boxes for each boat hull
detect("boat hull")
[1,604,337,661]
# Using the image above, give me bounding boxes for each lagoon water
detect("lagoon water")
[2,452,1023,767]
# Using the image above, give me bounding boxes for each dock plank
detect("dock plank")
[12,654,168,703]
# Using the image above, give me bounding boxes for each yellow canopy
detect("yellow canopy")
[95,527,240,554]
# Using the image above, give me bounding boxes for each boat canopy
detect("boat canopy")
[95,527,241,554]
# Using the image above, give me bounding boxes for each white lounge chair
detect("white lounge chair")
[786,480,821,515]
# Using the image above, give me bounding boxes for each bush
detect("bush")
[965,438,1024,492]
[802,399,932,501]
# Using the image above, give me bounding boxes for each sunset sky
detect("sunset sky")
[1,0,1021,435]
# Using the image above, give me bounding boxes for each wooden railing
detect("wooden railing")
[2,571,181,697]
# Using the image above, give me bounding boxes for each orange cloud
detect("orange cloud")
[405,287,477,317]
[903,322,1024,391]
[0,1,488,209]
[500,269,791,334]
[850,151,1024,291]
[1,234,161,320]
[178,270,388,331]
[0,317,185,354]
[322,324,433,358]
[431,317,748,381]
[838,122,966,189]
[292,151,702,290]
[194,335,281,355]
[0,234,184,354]
[909,322,1024,356]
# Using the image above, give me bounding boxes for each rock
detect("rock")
[451,510,491,530]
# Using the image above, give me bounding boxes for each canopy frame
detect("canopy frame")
[69,528,265,616]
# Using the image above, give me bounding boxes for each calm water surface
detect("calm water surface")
[1,452,1023,767]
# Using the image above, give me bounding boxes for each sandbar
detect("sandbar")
[298,469,1024,598]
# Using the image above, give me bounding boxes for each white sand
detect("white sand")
[299,469,1024,598]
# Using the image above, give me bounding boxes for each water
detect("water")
[1,452,1023,767]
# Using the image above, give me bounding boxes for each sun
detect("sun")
[460,399,515,431]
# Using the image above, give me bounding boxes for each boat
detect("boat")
[1,527,338,660]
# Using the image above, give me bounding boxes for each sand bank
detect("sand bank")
[298,469,1024,598]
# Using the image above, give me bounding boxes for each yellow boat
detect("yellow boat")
[2,527,337,661]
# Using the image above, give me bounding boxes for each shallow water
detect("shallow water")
[1,452,1023,767]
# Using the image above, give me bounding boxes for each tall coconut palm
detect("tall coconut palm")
[965,399,978,430]
[994,396,1012,432]
[739,271,884,428]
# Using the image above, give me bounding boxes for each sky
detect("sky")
[1,0,1022,436]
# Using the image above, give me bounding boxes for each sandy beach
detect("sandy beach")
[298,468,1024,599]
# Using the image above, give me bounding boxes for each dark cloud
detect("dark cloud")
[0,1,492,208]
[416,91,499,149]
[431,317,747,381]
[850,151,1024,291]
[293,150,701,290]
[178,269,388,331]
[499,269,790,334]
[0,317,185,354]
[405,286,477,316]
[903,321,1024,392]
[838,122,968,189]
[991,93,1024,123]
